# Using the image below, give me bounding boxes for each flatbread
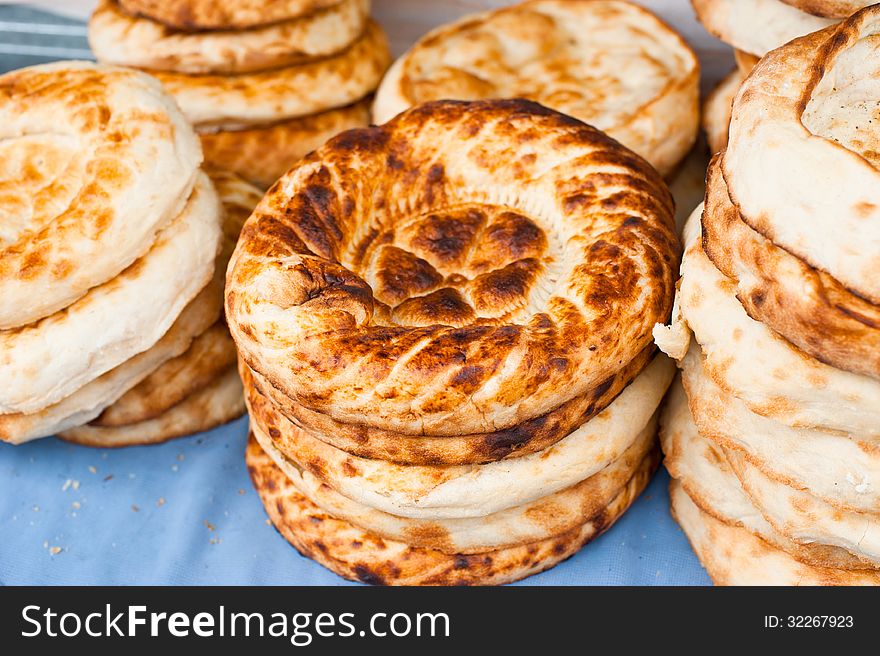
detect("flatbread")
[244,347,654,466]
[226,99,678,435]
[665,204,880,437]
[701,69,742,155]
[662,378,875,570]
[93,322,236,427]
[252,418,659,554]
[681,344,880,515]
[0,173,221,414]
[244,353,671,519]
[117,0,342,30]
[246,432,653,585]
[724,8,880,304]
[199,100,371,189]
[90,0,368,74]
[670,481,880,585]
[780,0,871,19]
[726,448,880,567]
[60,367,244,448]
[703,155,880,379]
[372,0,699,176]
[152,21,390,127]
[0,267,221,444]
[0,61,201,329]
[691,0,834,56]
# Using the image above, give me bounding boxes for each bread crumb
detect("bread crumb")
[49,546,62,556]
[61,479,72,492]
[131,505,140,512]
[71,501,81,510]
[238,489,245,495]
[88,466,97,474]
[204,520,215,531]
[157,497,165,507]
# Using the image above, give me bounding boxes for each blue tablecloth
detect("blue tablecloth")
[0,419,710,585]
[0,4,711,586]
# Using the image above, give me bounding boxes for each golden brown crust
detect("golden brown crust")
[779,0,869,18]
[670,481,880,585]
[94,322,236,426]
[151,21,390,127]
[64,171,259,431]
[252,413,660,553]
[662,379,877,571]
[242,347,653,465]
[702,156,880,378]
[722,8,880,306]
[199,100,371,189]
[0,61,201,329]
[91,0,368,74]
[246,432,655,585]
[61,367,244,448]
[373,0,699,177]
[226,99,679,435]
[117,0,342,30]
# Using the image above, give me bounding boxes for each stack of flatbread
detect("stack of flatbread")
[373,0,700,179]
[227,98,680,585]
[655,7,880,585]
[693,0,871,153]
[0,62,258,447]
[89,0,391,188]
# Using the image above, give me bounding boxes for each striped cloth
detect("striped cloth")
[0,4,91,73]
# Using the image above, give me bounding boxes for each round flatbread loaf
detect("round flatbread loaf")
[680,345,880,515]
[702,69,742,155]
[724,7,880,305]
[244,347,653,466]
[0,173,221,414]
[152,21,390,127]
[373,0,699,177]
[0,61,201,329]
[670,481,880,585]
[662,379,876,570]
[199,100,371,189]
[117,0,342,30]
[666,205,880,437]
[226,99,679,435]
[246,432,652,585]
[703,157,880,379]
[0,170,255,442]
[252,419,659,554]
[60,367,244,448]
[690,0,834,56]
[90,0,369,75]
[244,353,670,519]
[0,264,222,444]
[779,0,870,18]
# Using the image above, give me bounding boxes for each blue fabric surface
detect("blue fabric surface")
[0,417,710,585]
